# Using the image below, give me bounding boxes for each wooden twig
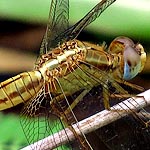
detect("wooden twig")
[21,89,150,150]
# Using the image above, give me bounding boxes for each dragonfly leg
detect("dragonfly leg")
[101,82,143,124]
[107,81,149,126]
[62,115,93,150]
[111,80,129,94]
[101,79,127,110]
[102,83,111,110]
[134,110,150,127]
[50,92,70,105]
[115,79,144,92]
[64,88,92,115]
[50,89,93,149]
[50,88,92,116]
[111,79,148,112]
[63,89,94,149]
[109,79,135,100]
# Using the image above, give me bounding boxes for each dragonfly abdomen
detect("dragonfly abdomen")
[0,71,43,110]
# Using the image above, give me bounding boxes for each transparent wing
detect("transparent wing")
[40,0,116,56]
[20,87,71,150]
[40,0,69,55]
[20,87,49,146]
[51,0,116,46]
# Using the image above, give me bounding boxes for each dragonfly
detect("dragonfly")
[0,0,149,149]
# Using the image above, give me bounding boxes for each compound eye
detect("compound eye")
[115,36,134,46]
[123,45,141,80]
[108,36,134,54]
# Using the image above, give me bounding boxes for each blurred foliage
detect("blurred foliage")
[0,0,150,42]
[0,113,27,149]
[0,112,71,149]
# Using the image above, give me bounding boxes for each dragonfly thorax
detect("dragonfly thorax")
[38,40,87,82]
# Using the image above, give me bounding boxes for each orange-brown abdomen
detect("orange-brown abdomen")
[0,71,43,110]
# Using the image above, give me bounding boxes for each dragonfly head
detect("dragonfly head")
[108,36,146,80]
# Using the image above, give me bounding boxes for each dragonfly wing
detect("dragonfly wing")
[36,0,115,67]
[40,0,69,56]
[52,0,116,44]
[20,87,71,149]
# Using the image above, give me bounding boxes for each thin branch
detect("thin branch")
[21,89,150,150]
